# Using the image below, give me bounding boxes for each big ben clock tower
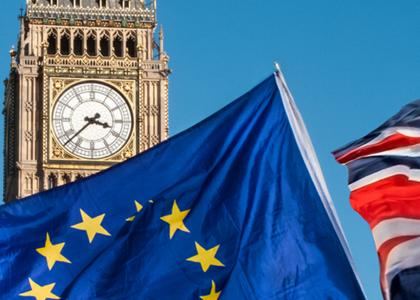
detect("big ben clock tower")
[3,0,170,202]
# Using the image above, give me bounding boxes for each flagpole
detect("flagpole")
[273,61,281,74]
[273,65,367,298]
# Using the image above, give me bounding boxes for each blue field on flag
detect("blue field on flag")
[0,72,365,299]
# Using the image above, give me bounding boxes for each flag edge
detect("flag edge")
[273,70,367,299]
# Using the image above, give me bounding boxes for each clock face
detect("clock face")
[52,82,133,159]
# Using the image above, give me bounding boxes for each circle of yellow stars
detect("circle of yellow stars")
[160,200,224,299]
[19,199,224,300]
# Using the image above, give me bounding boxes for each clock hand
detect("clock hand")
[63,116,95,146]
[92,120,111,129]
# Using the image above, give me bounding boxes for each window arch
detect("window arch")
[62,174,71,184]
[60,30,71,55]
[73,30,84,55]
[25,175,33,190]
[126,33,137,58]
[24,44,30,56]
[113,32,123,57]
[119,0,130,8]
[100,32,110,57]
[71,0,81,6]
[48,174,57,189]
[47,30,57,55]
[96,0,107,7]
[87,32,97,56]
[50,0,58,5]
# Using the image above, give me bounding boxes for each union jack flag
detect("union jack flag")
[334,100,420,300]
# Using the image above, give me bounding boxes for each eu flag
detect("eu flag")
[0,72,365,299]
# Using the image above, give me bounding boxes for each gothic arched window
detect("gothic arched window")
[119,0,130,8]
[100,33,110,57]
[47,31,57,55]
[71,0,81,6]
[25,176,32,190]
[96,0,107,7]
[126,33,137,58]
[50,0,58,5]
[24,44,30,56]
[62,174,71,184]
[48,174,57,189]
[73,31,83,55]
[113,33,123,57]
[60,31,71,55]
[87,32,97,56]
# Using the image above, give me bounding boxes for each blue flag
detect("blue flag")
[0,72,365,299]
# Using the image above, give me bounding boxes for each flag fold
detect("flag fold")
[334,100,420,300]
[1,73,364,300]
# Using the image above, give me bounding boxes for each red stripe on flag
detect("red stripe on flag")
[350,175,420,228]
[336,133,420,164]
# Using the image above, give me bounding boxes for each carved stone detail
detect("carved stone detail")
[51,138,74,160]
[25,131,33,142]
[106,139,135,162]
[109,80,135,103]
[4,0,169,202]
[24,100,33,112]
[51,78,78,100]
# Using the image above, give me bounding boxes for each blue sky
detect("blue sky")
[2,0,420,298]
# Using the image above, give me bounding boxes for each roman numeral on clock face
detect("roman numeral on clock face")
[65,129,75,136]
[75,93,83,103]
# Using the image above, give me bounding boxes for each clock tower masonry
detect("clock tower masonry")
[3,0,170,202]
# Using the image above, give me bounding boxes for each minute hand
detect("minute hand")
[64,121,93,146]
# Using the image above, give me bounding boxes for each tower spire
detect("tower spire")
[159,25,164,57]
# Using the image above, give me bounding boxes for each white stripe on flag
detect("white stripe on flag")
[372,218,420,249]
[366,144,420,158]
[349,165,420,191]
[383,237,420,300]
[362,127,420,148]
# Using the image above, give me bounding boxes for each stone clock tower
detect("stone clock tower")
[3,0,170,202]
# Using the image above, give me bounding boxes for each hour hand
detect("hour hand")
[64,113,100,146]
[93,120,110,128]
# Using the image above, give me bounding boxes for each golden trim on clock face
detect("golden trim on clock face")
[52,82,133,159]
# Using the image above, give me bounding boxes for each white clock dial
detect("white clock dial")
[52,82,133,159]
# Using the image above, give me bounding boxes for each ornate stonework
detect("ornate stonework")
[3,0,170,202]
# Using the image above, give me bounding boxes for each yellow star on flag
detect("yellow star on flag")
[200,281,222,300]
[126,200,143,222]
[19,278,60,300]
[160,200,191,239]
[36,233,71,270]
[186,242,225,272]
[71,209,111,243]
